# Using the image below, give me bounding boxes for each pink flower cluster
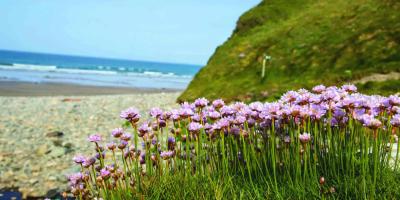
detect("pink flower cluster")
[66,84,400,198]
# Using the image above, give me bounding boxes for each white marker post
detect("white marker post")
[262,54,271,79]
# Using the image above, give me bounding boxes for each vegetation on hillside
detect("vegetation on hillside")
[179,0,400,102]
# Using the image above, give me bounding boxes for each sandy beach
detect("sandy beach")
[0,82,181,197]
[0,81,180,96]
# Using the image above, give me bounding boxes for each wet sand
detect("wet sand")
[0,81,180,96]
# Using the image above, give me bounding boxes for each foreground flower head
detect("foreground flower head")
[208,111,221,120]
[341,84,357,93]
[188,122,203,133]
[73,155,85,164]
[212,99,225,108]
[111,128,124,138]
[150,107,163,118]
[194,97,209,108]
[312,84,326,93]
[118,140,128,149]
[179,108,194,118]
[106,142,116,150]
[88,134,102,143]
[361,115,382,129]
[160,151,175,160]
[121,133,132,141]
[120,107,141,123]
[391,114,400,127]
[100,168,111,179]
[67,172,83,185]
[138,122,151,137]
[82,157,96,167]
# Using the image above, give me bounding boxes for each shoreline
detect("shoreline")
[0,81,182,97]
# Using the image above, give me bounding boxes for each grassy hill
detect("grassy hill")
[178,0,400,102]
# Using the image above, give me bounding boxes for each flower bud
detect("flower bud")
[152,122,159,131]
[130,180,135,187]
[118,141,128,149]
[107,142,116,151]
[158,120,166,128]
[62,192,67,199]
[319,177,325,185]
[182,135,187,142]
[112,173,119,180]
[96,176,103,183]
[151,155,157,162]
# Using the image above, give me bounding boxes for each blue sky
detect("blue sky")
[0,0,259,65]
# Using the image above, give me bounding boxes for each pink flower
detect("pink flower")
[111,128,124,138]
[188,122,203,133]
[73,155,85,164]
[391,114,400,127]
[120,107,141,123]
[121,133,132,141]
[299,133,311,143]
[160,151,175,160]
[312,84,326,93]
[212,99,225,109]
[100,168,111,179]
[107,142,116,150]
[194,97,209,108]
[88,134,102,143]
[341,84,357,93]
[149,107,163,118]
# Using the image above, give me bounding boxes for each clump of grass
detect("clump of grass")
[67,84,400,199]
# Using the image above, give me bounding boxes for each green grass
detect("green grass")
[357,79,400,96]
[145,171,400,199]
[179,0,400,102]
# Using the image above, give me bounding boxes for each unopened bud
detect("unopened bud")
[96,176,103,183]
[319,177,325,185]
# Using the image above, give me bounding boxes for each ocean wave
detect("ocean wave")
[56,68,118,75]
[0,63,193,79]
[12,63,57,71]
[140,71,192,79]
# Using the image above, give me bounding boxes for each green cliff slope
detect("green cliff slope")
[179,0,400,102]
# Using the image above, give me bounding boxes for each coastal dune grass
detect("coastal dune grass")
[67,84,400,199]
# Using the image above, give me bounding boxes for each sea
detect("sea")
[0,50,202,89]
